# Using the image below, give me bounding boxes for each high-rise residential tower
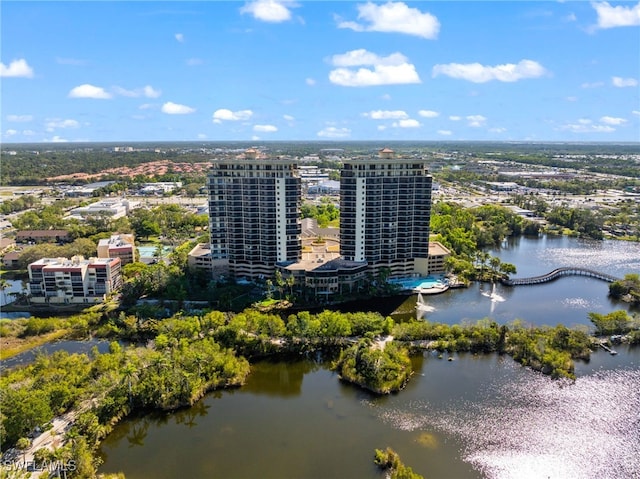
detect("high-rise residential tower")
[207,149,301,279]
[340,148,432,278]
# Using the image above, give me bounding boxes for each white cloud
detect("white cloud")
[186,58,204,66]
[336,1,440,39]
[254,124,278,132]
[112,85,162,98]
[197,133,207,139]
[329,49,420,87]
[392,119,421,128]
[329,64,420,87]
[161,102,195,114]
[438,130,453,136]
[139,103,155,110]
[466,115,487,127]
[143,86,161,98]
[381,93,392,101]
[489,127,507,133]
[377,125,387,131]
[317,126,351,138]
[68,84,112,99]
[7,115,33,122]
[112,86,138,98]
[212,109,254,122]
[240,0,296,23]
[449,115,461,121]
[22,130,35,136]
[364,110,408,120]
[5,129,17,136]
[306,78,316,86]
[592,1,640,29]
[418,110,439,118]
[331,49,407,67]
[283,114,295,121]
[566,96,578,102]
[175,33,185,43]
[0,59,34,78]
[45,119,80,131]
[612,76,638,87]
[432,59,548,83]
[560,119,616,133]
[632,110,640,116]
[600,116,627,125]
[43,135,69,143]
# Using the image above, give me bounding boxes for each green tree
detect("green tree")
[1,388,53,445]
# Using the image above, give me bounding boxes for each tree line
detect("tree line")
[1,304,638,477]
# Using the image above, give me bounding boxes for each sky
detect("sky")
[1,1,639,144]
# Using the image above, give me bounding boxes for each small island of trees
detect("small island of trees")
[333,338,413,394]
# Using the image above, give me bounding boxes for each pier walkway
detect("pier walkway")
[501,267,620,286]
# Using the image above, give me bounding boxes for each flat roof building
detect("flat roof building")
[340,148,433,278]
[97,234,135,265]
[28,256,122,304]
[207,149,302,279]
[68,199,139,220]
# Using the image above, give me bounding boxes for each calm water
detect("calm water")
[1,339,112,370]
[99,350,640,479]
[96,235,640,478]
[0,279,23,307]
[392,235,640,328]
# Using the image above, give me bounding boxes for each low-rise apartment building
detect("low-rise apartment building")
[97,234,135,265]
[16,230,71,244]
[28,256,122,304]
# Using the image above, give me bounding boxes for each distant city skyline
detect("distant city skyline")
[2,1,639,143]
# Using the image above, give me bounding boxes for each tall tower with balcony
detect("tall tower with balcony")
[207,149,301,279]
[340,148,433,278]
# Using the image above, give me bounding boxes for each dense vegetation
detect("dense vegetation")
[332,339,413,394]
[300,199,340,228]
[608,273,640,306]
[589,309,640,338]
[0,148,210,185]
[0,195,40,215]
[1,304,638,477]
[374,447,425,479]
[430,202,520,283]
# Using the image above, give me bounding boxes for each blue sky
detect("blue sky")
[2,1,639,143]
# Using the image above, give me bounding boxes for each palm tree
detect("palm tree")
[122,362,137,408]
[286,276,295,299]
[0,278,9,305]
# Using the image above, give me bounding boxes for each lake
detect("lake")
[98,349,640,479]
[94,235,640,478]
[334,235,639,329]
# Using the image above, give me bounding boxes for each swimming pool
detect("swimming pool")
[390,275,447,290]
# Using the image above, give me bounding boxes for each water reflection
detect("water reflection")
[372,353,640,479]
[241,359,320,397]
[99,351,640,479]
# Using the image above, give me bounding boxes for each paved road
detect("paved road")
[5,408,80,478]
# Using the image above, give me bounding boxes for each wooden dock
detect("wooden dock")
[598,341,618,355]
